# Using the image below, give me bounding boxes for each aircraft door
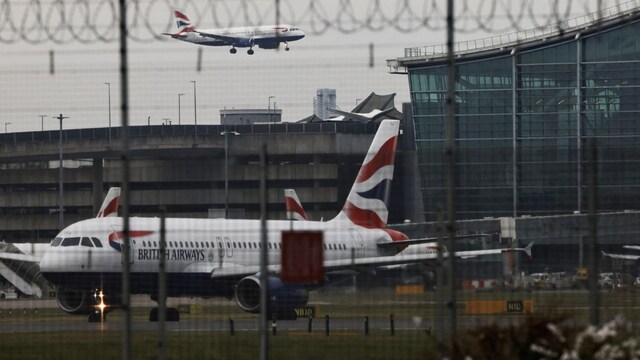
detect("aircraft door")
[224,236,233,257]
[349,229,365,258]
[217,236,233,258]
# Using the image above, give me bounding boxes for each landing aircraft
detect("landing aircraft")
[163,10,305,55]
[26,120,532,322]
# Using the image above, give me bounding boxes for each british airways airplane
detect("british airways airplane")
[163,10,305,55]
[1,120,531,322]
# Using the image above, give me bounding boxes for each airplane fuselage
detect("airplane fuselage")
[175,25,305,48]
[39,216,398,297]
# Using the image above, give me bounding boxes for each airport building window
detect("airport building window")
[407,19,640,219]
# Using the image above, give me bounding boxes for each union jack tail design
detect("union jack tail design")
[332,119,400,228]
[285,189,309,221]
[96,187,121,218]
[173,10,195,34]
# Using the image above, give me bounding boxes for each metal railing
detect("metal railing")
[403,0,640,59]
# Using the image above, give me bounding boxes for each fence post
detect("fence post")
[325,315,330,336]
[364,316,369,336]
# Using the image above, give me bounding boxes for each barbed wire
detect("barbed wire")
[0,0,627,45]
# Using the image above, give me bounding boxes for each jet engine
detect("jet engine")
[235,275,308,317]
[55,288,96,314]
[55,288,119,315]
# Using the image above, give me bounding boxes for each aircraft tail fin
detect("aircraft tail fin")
[96,187,121,218]
[170,10,195,35]
[331,119,400,228]
[285,189,308,221]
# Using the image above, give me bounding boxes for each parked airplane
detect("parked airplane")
[17,120,532,322]
[281,190,528,259]
[163,10,305,55]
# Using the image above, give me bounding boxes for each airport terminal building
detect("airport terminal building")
[388,6,640,221]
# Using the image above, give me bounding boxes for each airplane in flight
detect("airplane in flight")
[8,120,532,322]
[163,10,305,55]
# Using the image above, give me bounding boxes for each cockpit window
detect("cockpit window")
[51,237,63,247]
[61,237,80,247]
[81,237,94,247]
[91,237,103,248]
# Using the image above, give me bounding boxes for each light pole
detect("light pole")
[39,115,46,131]
[191,81,197,142]
[221,131,240,219]
[53,114,69,230]
[178,93,185,125]
[4,122,10,133]
[104,82,112,146]
[268,96,275,123]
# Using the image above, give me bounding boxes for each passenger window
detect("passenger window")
[190,241,194,248]
[81,237,94,247]
[51,237,63,247]
[91,238,103,247]
[61,237,80,247]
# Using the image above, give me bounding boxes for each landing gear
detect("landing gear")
[247,48,254,55]
[149,307,180,322]
[285,42,290,51]
[230,47,237,54]
[88,310,105,323]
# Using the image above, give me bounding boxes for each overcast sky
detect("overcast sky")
[0,0,621,132]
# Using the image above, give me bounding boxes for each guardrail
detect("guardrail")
[0,122,379,145]
[403,0,640,59]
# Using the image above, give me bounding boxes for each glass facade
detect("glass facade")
[408,19,640,220]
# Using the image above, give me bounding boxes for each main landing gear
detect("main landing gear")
[230,47,237,54]
[285,42,290,51]
[247,48,254,55]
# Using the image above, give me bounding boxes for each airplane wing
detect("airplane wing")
[376,234,492,249]
[210,242,534,278]
[0,242,43,263]
[195,31,239,44]
[623,245,640,251]
[0,251,41,263]
[601,251,640,260]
